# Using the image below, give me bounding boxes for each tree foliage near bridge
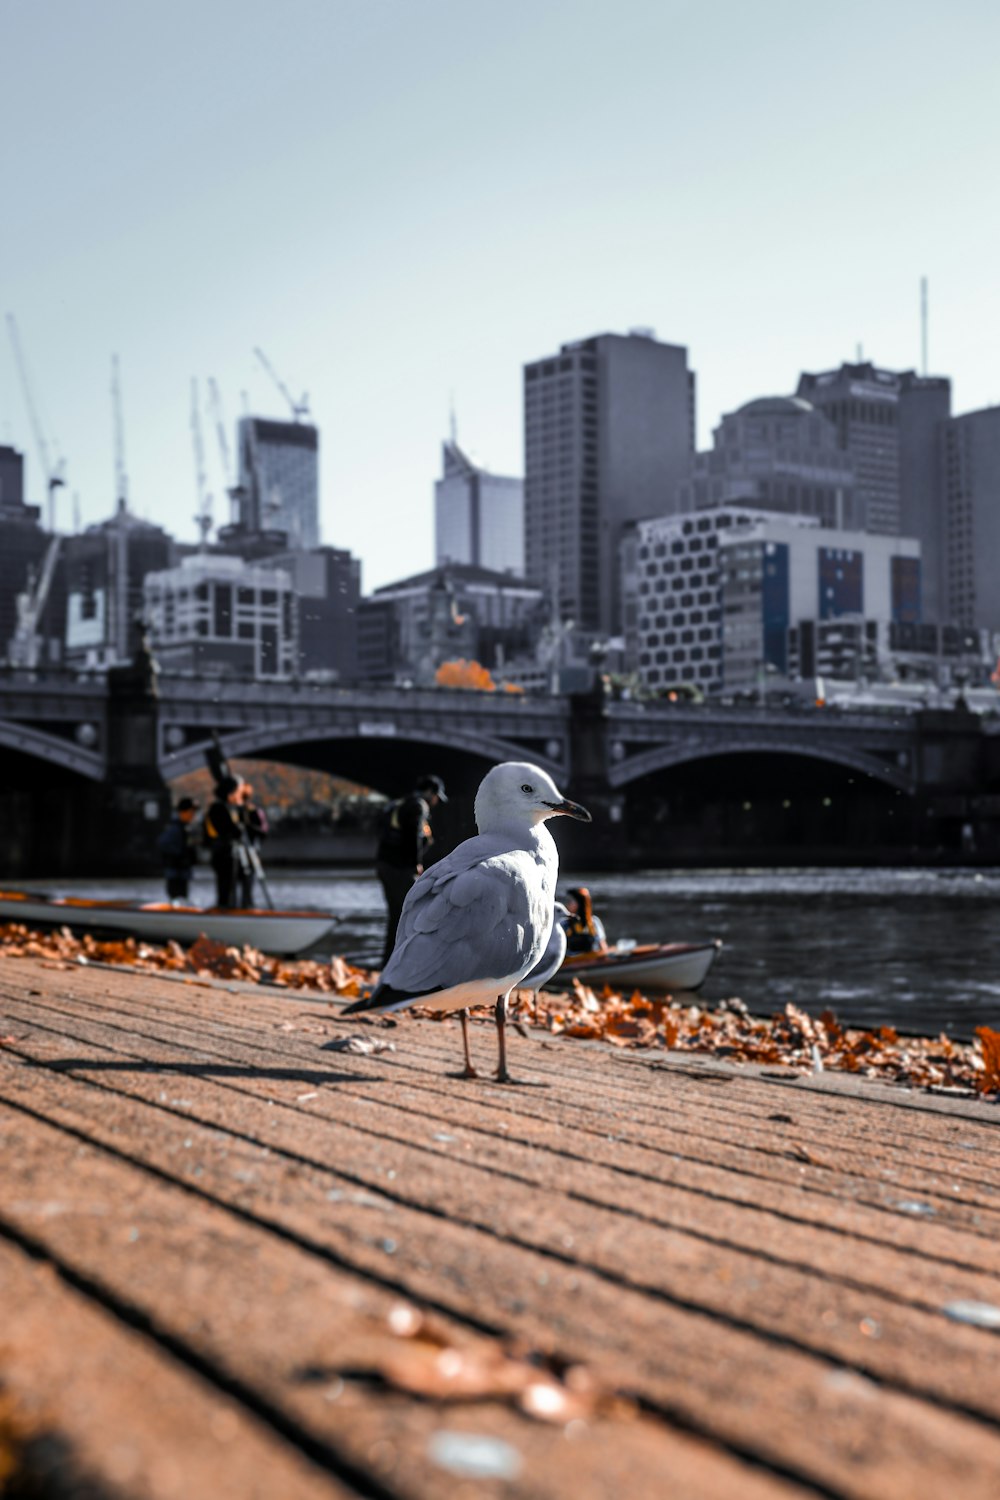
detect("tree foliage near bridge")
[434,659,523,693]
[169,758,379,828]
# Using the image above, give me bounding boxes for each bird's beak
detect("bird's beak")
[546,798,592,822]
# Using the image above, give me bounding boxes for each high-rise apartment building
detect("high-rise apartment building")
[523,329,695,636]
[796,362,951,548]
[627,506,921,696]
[237,417,320,549]
[272,545,361,680]
[679,396,858,527]
[144,553,297,679]
[897,373,952,623]
[943,406,1000,637]
[434,440,524,575]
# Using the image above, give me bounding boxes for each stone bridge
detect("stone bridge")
[1,667,998,872]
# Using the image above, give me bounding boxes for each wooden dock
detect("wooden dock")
[1,954,998,1499]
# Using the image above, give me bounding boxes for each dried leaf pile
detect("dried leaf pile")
[502,984,1000,1098]
[2,920,997,1098]
[0,921,370,997]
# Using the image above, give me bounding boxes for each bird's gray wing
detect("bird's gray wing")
[382,843,549,995]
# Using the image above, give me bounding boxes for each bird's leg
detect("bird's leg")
[459,1009,478,1078]
[495,994,511,1083]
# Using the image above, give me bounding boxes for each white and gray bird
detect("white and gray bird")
[521,901,570,992]
[341,762,590,1080]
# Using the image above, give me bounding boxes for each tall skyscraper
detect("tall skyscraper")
[678,396,858,527]
[523,329,695,636]
[942,406,1000,637]
[796,363,902,533]
[434,440,524,575]
[796,362,951,546]
[897,373,952,623]
[237,417,319,550]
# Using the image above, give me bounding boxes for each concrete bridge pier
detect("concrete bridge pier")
[94,642,171,876]
[913,706,1000,862]
[561,688,631,870]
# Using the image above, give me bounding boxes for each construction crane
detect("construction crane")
[207,376,246,526]
[9,535,61,669]
[6,313,66,531]
[190,377,212,548]
[253,346,310,422]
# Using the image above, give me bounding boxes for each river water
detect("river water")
[18,865,1000,1041]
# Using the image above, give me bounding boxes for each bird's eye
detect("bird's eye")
[521,783,533,794]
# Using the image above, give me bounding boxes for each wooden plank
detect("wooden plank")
[9,972,1000,1262]
[0,1105,809,1500]
[0,1238,353,1500]
[5,1002,1000,1345]
[28,955,1000,1175]
[2,966,1000,1497]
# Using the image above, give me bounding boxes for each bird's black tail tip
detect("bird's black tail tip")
[340,981,439,1016]
[340,992,377,1016]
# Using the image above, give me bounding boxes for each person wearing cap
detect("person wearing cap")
[202,776,246,908]
[157,796,199,905]
[374,774,447,967]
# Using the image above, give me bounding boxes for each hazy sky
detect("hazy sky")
[2,0,998,588]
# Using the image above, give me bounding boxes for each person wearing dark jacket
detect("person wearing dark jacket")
[157,797,199,903]
[203,777,245,908]
[375,774,446,967]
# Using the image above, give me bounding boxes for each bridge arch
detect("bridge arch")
[610,736,916,796]
[160,722,565,785]
[0,721,105,781]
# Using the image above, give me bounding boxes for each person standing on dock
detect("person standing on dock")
[375,774,447,967]
[203,776,245,909]
[157,797,199,905]
[235,781,269,908]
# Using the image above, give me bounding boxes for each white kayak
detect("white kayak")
[555,938,722,993]
[0,889,336,957]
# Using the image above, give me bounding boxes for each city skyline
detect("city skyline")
[2,0,999,591]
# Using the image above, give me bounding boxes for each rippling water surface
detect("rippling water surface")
[22,865,1000,1040]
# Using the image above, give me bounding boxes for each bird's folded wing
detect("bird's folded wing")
[383,847,544,994]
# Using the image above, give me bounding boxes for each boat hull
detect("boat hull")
[0,891,336,957]
[555,940,721,993]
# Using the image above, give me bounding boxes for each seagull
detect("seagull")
[522,901,570,992]
[341,762,591,1081]
[517,900,569,1030]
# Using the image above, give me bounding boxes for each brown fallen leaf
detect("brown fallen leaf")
[354,1304,628,1424]
[787,1142,823,1165]
[976,1026,1000,1094]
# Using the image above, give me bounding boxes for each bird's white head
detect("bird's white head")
[474,761,591,834]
